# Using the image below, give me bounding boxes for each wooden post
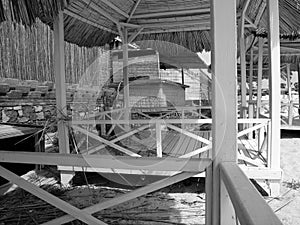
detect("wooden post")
[53,10,73,185]
[239,0,250,120]
[156,122,162,157]
[267,0,281,197]
[286,64,293,125]
[256,38,264,118]
[249,49,254,138]
[122,28,130,130]
[211,0,237,224]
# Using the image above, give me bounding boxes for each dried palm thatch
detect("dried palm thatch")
[1,0,300,54]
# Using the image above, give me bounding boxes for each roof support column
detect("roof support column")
[54,10,73,185]
[267,0,281,196]
[209,0,238,224]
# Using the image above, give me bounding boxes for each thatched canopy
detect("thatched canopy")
[1,0,300,55]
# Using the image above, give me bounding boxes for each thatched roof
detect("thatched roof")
[1,0,300,55]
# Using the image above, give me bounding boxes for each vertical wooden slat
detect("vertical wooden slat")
[267,0,281,197]
[211,0,237,224]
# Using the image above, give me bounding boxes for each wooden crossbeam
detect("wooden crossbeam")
[131,8,210,19]
[179,144,212,158]
[73,125,141,157]
[81,0,119,25]
[81,124,150,154]
[167,124,211,145]
[0,166,105,225]
[141,19,210,29]
[71,119,213,125]
[0,151,211,172]
[127,0,142,22]
[42,172,198,225]
[64,9,118,34]
[237,122,268,137]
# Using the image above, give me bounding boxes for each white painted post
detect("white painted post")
[156,122,162,157]
[211,0,238,224]
[267,0,282,197]
[53,10,73,185]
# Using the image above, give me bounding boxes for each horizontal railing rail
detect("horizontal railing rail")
[220,162,282,225]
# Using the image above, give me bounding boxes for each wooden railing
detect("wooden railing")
[220,162,282,225]
[71,110,271,164]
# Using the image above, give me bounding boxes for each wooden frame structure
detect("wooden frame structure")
[0,0,285,224]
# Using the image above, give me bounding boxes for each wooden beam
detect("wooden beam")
[0,151,211,172]
[119,22,141,28]
[249,49,254,134]
[131,8,210,19]
[267,0,281,196]
[99,0,129,18]
[122,28,130,130]
[254,0,267,26]
[53,10,72,185]
[0,166,105,225]
[82,0,120,25]
[42,172,198,225]
[64,10,118,34]
[211,0,238,224]
[256,38,264,118]
[127,0,142,22]
[245,16,257,28]
[167,124,211,145]
[220,162,282,225]
[73,126,141,157]
[140,19,210,29]
[53,10,69,155]
[81,124,150,154]
[71,118,213,125]
[128,27,144,43]
[239,0,250,119]
[139,25,210,34]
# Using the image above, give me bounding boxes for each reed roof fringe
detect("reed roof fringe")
[0,0,300,55]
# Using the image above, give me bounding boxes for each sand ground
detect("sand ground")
[268,130,300,225]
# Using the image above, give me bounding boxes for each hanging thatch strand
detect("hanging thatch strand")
[0,0,70,27]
